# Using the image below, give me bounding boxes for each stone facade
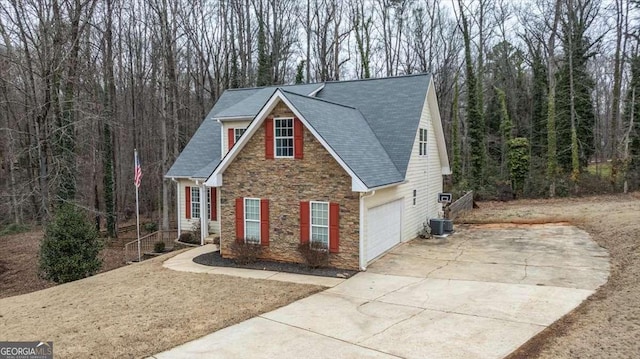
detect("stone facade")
[220,101,360,270]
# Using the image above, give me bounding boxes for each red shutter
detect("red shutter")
[228,128,235,149]
[185,186,191,219]
[294,118,303,159]
[210,188,217,221]
[235,198,244,242]
[265,118,274,159]
[329,203,340,253]
[300,201,310,244]
[260,199,269,246]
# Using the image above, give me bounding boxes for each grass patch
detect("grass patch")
[0,223,30,237]
[0,251,323,358]
[586,162,612,178]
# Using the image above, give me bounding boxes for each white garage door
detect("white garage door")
[367,199,403,263]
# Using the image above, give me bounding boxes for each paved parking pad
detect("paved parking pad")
[153,223,609,359]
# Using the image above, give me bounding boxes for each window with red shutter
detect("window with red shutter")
[329,203,340,253]
[228,128,235,149]
[235,198,244,242]
[300,201,310,244]
[265,118,274,159]
[294,118,303,159]
[185,186,191,219]
[260,199,269,246]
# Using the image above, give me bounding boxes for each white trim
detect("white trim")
[426,76,452,174]
[308,83,325,97]
[219,119,224,159]
[367,180,405,191]
[310,201,329,248]
[243,197,261,244]
[205,89,370,192]
[273,117,295,159]
[190,187,201,219]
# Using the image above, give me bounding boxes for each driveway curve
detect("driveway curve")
[152,223,609,359]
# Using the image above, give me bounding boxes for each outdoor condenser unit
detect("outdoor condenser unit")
[443,219,454,233]
[430,219,445,236]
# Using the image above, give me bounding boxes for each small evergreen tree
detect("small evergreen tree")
[508,137,530,198]
[39,204,103,283]
[295,60,305,84]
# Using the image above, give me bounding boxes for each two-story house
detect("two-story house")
[165,74,450,270]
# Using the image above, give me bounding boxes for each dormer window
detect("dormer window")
[234,128,245,142]
[274,118,294,158]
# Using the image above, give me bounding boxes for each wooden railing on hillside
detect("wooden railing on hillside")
[446,191,474,220]
[124,230,179,263]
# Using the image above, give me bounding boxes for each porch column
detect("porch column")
[175,181,181,237]
[200,183,208,245]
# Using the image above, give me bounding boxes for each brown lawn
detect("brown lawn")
[460,193,640,359]
[0,230,129,299]
[0,251,323,358]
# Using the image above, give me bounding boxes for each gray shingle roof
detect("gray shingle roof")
[165,89,256,178]
[166,74,434,186]
[165,83,324,178]
[316,74,431,176]
[214,83,323,119]
[281,91,404,188]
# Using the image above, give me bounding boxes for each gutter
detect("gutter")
[367,180,406,192]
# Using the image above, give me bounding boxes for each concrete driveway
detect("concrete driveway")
[152,223,609,359]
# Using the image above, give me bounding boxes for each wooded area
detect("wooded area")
[1,0,639,234]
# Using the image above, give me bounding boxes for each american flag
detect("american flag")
[134,149,142,188]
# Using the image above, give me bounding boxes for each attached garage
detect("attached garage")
[366,199,403,263]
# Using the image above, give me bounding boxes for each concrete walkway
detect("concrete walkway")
[153,223,609,359]
[163,244,346,287]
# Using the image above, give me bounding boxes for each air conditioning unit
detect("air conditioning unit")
[430,219,445,236]
[443,219,454,233]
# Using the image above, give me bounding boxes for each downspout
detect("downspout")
[171,178,181,237]
[359,190,376,271]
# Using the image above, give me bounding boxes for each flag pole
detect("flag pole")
[135,149,141,262]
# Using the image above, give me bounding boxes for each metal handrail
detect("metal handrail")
[124,230,179,262]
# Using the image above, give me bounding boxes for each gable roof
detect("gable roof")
[167,74,451,186]
[280,91,403,188]
[214,83,323,120]
[316,74,430,176]
[166,83,324,179]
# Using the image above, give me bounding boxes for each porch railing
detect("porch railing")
[124,230,179,263]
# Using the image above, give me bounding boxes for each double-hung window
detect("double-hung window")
[310,202,329,249]
[234,128,245,142]
[274,118,294,158]
[419,128,428,156]
[191,187,201,219]
[244,198,261,244]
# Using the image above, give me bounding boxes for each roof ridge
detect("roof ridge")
[279,89,357,110]
[224,82,325,92]
[323,73,430,85]
[216,73,430,92]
